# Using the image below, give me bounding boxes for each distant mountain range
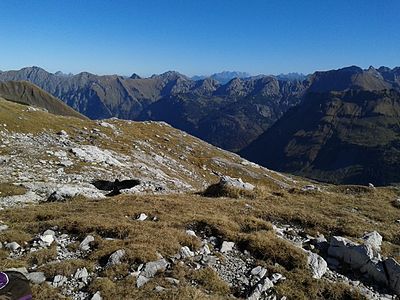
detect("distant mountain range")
[1,65,400,184]
[0,67,307,151]
[192,71,252,84]
[191,71,307,83]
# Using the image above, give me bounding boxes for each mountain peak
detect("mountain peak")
[151,71,189,81]
[130,73,141,79]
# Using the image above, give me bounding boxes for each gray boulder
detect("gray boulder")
[107,249,125,266]
[136,275,150,288]
[327,236,356,259]
[141,259,168,278]
[91,291,102,300]
[247,277,274,300]
[39,231,55,247]
[384,258,400,295]
[220,175,254,191]
[220,241,235,253]
[328,236,373,269]
[74,267,89,284]
[5,242,21,251]
[362,231,382,252]
[53,275,68,288]
[0,224,9,232]
[80,235,95,251]
[307,251,327,279]
[251,266,267,279]
[179,246,194,258]
[27,272,46,284]
[360,260,388,286]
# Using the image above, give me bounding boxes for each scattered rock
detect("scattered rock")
[71,145,123,166]
[91,291,102,300]
[0,224,9,232]
[5,242,21,251]
[53,275,68,288]
[270,273,285,284]
[27,272,46,284]
[74,267,89,284]
[199,243,211,255]
[107,249,125,266]
[80,235,95,251]
[186,230,196,237]
[141,259,168,278]
[57,130,68,137]
[301,184,320,192]
[251,266,267,279]
[165,277,180,285]
[155,286,166,292]
[247,277,274,300]
[136,213,148,221]
[220,241,235,253]
[179,246,194,259]
[40,231,55,246]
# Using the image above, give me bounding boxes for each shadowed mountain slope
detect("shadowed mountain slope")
[240,89,400,185]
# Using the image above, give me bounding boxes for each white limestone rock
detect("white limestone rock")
[107,249,125,266]
[220,241,235,253]
[307,251,327,279]
[220,175,254,191]
[80,235,95,251]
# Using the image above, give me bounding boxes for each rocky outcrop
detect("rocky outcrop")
[327,232,400,295]
[219,176,255,191]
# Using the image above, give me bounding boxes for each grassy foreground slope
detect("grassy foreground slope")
[0,99,399,299]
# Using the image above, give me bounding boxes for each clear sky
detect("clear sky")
[0,0,399,76]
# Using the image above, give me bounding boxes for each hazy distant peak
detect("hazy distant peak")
[130,73,141,79]
[276,72,307,81]
[150,71,190,82]
[192,71,251,84]
[55,71,74,77]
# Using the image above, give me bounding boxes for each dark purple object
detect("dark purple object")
[0,272,9,289]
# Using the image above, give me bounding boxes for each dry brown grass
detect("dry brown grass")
[1,186,397,299]
[0,183,27,197]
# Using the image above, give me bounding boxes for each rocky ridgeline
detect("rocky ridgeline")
[0,117,274,208]
[0,115,297,209]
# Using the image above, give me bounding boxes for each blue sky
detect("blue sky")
[0,0,399,76]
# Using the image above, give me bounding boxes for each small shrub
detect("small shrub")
[202,183,255,199]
